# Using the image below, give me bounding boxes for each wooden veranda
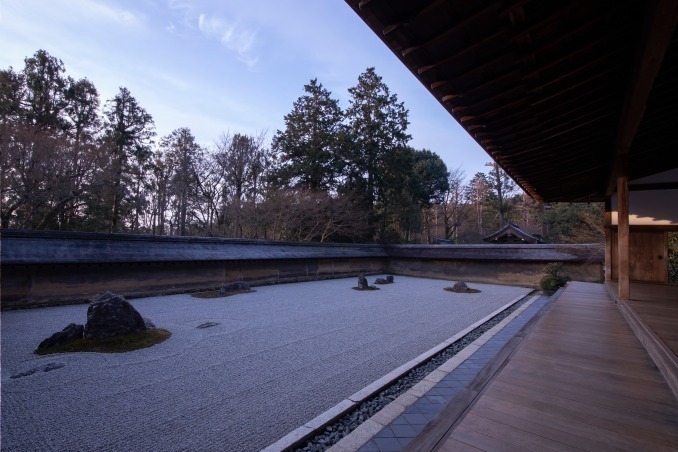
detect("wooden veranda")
[406,282,678,451]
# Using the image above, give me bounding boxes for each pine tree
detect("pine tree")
[103,87,155,232]
[344,67,410,239]
[271,78,345,192]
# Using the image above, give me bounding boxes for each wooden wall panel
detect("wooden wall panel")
[611,230,668,283]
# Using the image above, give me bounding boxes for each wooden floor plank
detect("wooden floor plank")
[513,350,667,383]
[472,395,636,452]
[450,426,530,452]
[477,391,678,450]
[623,284,678,356]
[487,381,678,437]
[455,413,579,452]
[502,356,673,401]
[497,368,678,420]
[436,437,483,452]
[432,282,678,452]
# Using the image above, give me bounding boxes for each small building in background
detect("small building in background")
[482,223,543,244]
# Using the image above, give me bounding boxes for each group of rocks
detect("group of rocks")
[37,292,155,351]
[37,277,476,350]
[355,275,394,290]
[354,275,479,293]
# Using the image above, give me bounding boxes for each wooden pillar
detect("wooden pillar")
[617,174,630,300]
[604,199,612,282]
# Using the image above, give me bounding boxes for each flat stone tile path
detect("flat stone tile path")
[345,293,552,452]
[1,276,530,452]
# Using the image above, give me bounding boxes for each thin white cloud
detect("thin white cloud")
[84,1,142,28]
[197,13,259,69]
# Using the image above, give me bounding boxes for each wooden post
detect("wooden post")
[617,174,630,300]
[604,199,612,282]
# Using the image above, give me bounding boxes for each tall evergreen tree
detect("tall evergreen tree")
[22,50,68,130]
[64,78,100,144]
[344,67,410,238]
[159,128,203,236]
[271,78,345,192]
[0,68,25,124]
[103,87,155,232]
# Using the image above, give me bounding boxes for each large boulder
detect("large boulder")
[37,323,84,350]
[84,292,147,340]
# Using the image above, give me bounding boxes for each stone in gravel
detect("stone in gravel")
[453,281,469,292]
[374,275,394,284]
[357,275,368,290]
[143,317,156,329]
[445,281,481,293]
[353,274,379,291]
[37,323,84,350]
[11,362,65,379]
[196,322,220,329]
[219,281,251,295]
[84,292,147,340]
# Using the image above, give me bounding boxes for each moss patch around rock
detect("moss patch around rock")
[444,287,482,293]
[34,328,171,355]
[191,290,256,299]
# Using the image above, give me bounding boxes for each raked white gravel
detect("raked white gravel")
[1,276,531,451]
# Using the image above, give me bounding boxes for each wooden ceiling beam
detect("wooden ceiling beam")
[400,2,502,58]
[431,67,519,100]
[417,27,509,76]
[606,0,678,196]
[530,66,616,107]
[487,107,611,151]
[522,37,609,79]
[526,53,614,94]
[382,0,449,36]
[488,87,615,132]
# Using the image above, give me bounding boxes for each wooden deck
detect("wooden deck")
[616,283,678,356]
[413,282,678,451]
[607,282,678,400]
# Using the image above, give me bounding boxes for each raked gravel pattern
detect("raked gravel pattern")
[1,276,531,452]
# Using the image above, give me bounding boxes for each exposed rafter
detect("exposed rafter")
[606,0,678,196]
[346,0,678,202]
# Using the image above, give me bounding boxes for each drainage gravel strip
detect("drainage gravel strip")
[286,290,539,452]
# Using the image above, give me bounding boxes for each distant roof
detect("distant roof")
[483,223,543,244]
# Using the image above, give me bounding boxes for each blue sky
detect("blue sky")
[0,0,492,181]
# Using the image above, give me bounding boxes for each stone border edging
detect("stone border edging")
[261,292,540,452]
[327,292,545,452]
